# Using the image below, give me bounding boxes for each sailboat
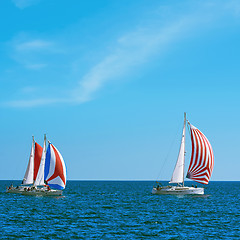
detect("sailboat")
[6,135,67,196]
[152,113,214,195]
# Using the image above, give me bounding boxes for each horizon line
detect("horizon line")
[1,179,240,182]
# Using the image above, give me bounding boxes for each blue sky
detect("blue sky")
[0,0,239,181]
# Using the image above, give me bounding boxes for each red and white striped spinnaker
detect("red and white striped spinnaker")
[186,123,214,185]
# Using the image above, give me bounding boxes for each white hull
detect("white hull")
[7,187,63,196]
[21,189,62,196]
[152,186,204,195]
[6,188,25,194]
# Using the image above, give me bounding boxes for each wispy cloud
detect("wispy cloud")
[6,19,191,107]
[10,36,54,70]
[12,0,41,9]
[72,20,190,103]
[16,40,52,51]
[4,0,240,108]
[6,98,71,108]
[73,1,240,105]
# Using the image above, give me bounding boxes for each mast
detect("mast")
[182,112,186,187]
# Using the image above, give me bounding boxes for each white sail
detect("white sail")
[34,135,47,186]
[23,137,34,185]
[169,115,186,184]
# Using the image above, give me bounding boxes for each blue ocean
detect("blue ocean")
[0,181,239,239]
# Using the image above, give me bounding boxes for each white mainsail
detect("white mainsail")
[34,135,47,186]
[169,114,186,184]
[23,137,34,185]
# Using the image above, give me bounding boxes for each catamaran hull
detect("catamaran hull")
[152,187,204,195]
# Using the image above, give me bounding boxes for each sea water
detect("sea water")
[0,181,239,239]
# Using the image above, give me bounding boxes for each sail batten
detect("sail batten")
[186,124,214,185]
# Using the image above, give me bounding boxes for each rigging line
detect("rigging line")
[155,119,182,182]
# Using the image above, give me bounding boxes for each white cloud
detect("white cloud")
[72,18,196,104]
[5,18,197,108]
[5,98,70,108]
[16,40,52,51]
[12,0,40,9]
[71,1,240,105]
[10,36,54,70]
[5,0,240,108]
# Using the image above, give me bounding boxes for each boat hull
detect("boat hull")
[152,186,204,195]
[6,188,24,194]
[6,187,63,196]
[21,189,62,196]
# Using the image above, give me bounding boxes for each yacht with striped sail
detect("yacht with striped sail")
[7,135,66,196]
[152,113,214,195]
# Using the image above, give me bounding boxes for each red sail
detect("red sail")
[34,142,43,181]
[186,124,214,184]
